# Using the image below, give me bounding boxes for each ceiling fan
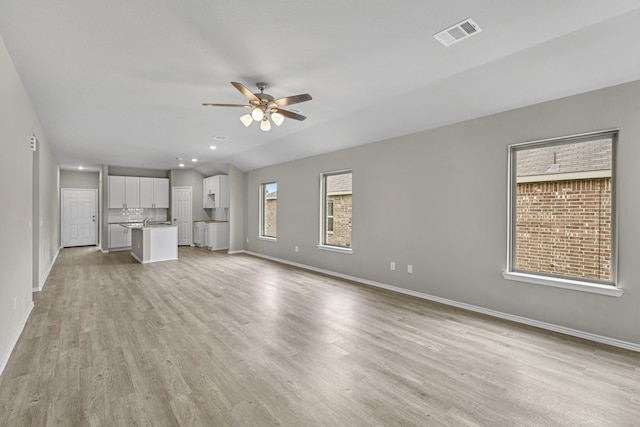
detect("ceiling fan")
[203,82,312,131]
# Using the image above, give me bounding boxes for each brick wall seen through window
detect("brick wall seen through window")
[512,136,613,283]
[322,171,352,248]
[261,182,277,238]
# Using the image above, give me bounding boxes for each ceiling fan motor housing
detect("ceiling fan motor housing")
[254,83,274,104]
[255,93,274,102]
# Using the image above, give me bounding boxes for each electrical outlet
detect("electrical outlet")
[390,261,396,271]
[407,265,413,274]
[295,246,299,253]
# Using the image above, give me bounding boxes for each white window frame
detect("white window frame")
[318,169,353,254]
[502,129,622,297]
[258,181,277,242]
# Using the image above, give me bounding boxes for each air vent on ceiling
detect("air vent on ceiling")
[433,18,482,47]
[212,135,228,141]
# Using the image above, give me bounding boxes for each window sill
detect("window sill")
[317,244,352,254]
[257,236,277,243]
[502,271,623,297]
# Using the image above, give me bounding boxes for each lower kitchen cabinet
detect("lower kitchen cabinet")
[109,224,132,249]
[193,222,206,247]
[205,222,229,250]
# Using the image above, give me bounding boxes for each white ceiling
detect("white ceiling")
[2,1,640,175]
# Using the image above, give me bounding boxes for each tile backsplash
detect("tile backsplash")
[108,208,168,223]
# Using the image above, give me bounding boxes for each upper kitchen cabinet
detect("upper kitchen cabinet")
[203,175,229,209]
[140,177,169,208]
[203,176,214,208]
[109,176,140,208]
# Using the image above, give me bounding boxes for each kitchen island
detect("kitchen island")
[129,224,178,264]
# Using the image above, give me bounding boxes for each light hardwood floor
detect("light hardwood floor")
[1,247,639,426]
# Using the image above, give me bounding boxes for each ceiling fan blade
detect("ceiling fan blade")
[202,103,252,108]
[270,93,312,108]
[273,108,307,121]
[231,82,260,103]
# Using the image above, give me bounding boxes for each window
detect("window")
[260,182,277,239]
[504,130,620,295]
[320,170,352,251]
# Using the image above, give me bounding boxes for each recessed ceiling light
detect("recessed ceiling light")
[209,145,217,150]
[78,166,84,170]
[179,163,185,168]
[191,158,198,162]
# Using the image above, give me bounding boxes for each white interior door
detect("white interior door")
[62,189,98,247]
[172,186,192,246]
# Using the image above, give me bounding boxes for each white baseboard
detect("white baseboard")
[241,251,640,353]
[0,301,34,378]
[33,247,60,292]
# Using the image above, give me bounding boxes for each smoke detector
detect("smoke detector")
[434,18,482,47]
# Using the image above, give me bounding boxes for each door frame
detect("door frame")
[61,188,98,247]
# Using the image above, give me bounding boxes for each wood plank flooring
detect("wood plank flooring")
[1,246,639,426]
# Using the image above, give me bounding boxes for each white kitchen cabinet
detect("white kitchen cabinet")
[203,175,229,209]
[205,222,229,250]
[203,224,209,247]
[109,224,132,249]
[153,178,169,208]
[193,222,205,247]
[203,177,215,208]
[125,177,140,208]
[108,176,125,208]
[139,178,153,208]
[140,177,169,208]
[109,176,140,208]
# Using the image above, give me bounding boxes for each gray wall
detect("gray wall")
[0,33,59,371]
[228,165,246,252]
[100,164,108,252]
[60,170,99,189]
[35,131,60,290]
[246,79,640,346]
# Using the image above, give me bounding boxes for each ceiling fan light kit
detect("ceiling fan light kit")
[203,82,312,131]
[251,107,264,121]
[240,113,253,127]
[271,112,284,126]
